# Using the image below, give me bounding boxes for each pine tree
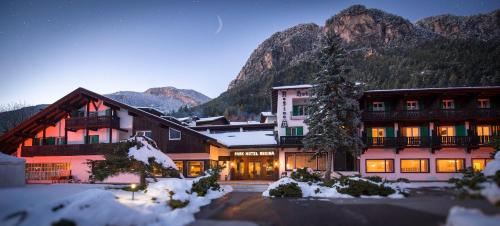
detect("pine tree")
[303,32,364,179]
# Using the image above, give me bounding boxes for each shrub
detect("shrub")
[396,178,410,183]
[338,179,395,197]
[290,167,322,182]
[52,219,76,226]
[168,199,190,209]
[364,176,383,183]
[449,167,486,190]
[269,182,303,198]
[191,167,222,196]
[319,179,337,187]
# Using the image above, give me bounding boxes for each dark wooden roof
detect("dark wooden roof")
[0,87,217,154]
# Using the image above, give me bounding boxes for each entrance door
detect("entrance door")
[248,161,261,179]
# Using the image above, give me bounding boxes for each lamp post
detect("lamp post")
[131,183,137,200]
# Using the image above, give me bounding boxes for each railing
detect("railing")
[362,108,500,122]
[363,136,496,149]
[21,143,118,157]
[280,136,304,146]
[65,115,120,129]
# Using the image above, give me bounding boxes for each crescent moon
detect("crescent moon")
[215,15,223,34]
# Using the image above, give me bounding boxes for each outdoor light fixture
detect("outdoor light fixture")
[131,183,137,200]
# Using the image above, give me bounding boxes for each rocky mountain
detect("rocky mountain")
[0,104,48,134]
[190,5,500,119]
[105,87,211,113]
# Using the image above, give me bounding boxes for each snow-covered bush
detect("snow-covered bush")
[364,176,383,183]
[445,206,500,226]
[290,167,322,182]
[337,178,396,197]
[395,178,410,183]
[268,182,303,197]
[191,166,222,196]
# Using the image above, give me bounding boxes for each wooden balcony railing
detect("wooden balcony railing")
[364,136,496,149]
[65,115,120,130]
[362,108,500,122]
[21,143,118,157]
[280,136,304,146]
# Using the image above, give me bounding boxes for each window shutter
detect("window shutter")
[386,127,394,137]
[403,102,407,110]
[46,137,55,145]
[297,127,304,136]
[92,135,99,144]
[292,106,299,116]
[368,103,373,111]
[33,138,40,146]
[84,135,88,144]
[420,126,429,137]
[418,101,424,110]
[384,102,391,111]
[366,127,372,137]
[456,124,466,136]
[286,128,291,136]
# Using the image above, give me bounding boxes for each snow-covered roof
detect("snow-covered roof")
[229,121,260,125]
[260,112,274,117]
[201,131,277,147]
[272,84,312,90]
[196,116,225,122]
[365,86,500,93]
[0,153,25,164]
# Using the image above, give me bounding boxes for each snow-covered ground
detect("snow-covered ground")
[445,206,500,226]
[1,179,232,226]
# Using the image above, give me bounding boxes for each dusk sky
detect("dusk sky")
[0,0,499,106]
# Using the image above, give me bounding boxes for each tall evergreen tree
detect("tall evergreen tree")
[303,32,364,179]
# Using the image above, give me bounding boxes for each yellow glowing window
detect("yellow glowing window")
[472,159,492,172]
[174,161,183,173]
[366,159,394,173]
[436,159,464,173]
[476,126,491,136]
[439,126,455,136]
[187,161,203,177]
[372,128,385,138]
[402,127,420,137]
[401,159,429,173]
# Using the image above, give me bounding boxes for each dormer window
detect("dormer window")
[442,99,455,109]
[478,99,490,109]
[406,101,419,110]
[372,102,385,111]
[169,128,181,140]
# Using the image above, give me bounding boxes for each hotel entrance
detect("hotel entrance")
[229,150,279,180]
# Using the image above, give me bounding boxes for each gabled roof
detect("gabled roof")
[0,87,217,154]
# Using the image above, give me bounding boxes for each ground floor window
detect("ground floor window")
[400,159,429,173]
[365,159,394,173]
[174,161,184,173]
[436,159,465,173]
[472,159,491,172]
[187,161,203,177]
[285,152,327,171]
[26,163,71,181]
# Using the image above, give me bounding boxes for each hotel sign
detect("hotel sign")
[234,151,275,156]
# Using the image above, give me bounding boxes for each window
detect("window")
[285,153,327,171]
[477,99,490,109]
[372,102,385,111]
[169,128,181,140]
[436,159,465,173]
[472,159,492,172]
[477,126,491,136]
[439,126,455,136]
[135,130,152,139]
[187,161,203,177]
[292,105,308,116]
[371,128,385,137]
[401,159,429,173]
[25,163,71,181]
[442,99,455,109]
[174,161,184,173]
[406,101,419,110]
[84,135,99,144]
[366,159,394,173]
[286,127,303,136]
[402,127,420,137]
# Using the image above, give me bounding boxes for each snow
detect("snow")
[0,153,25,164]
[229,121,260,125]
[127,136,177,169]
[196,116,225,123]
[260,112,273,117]
[2,177,232,226]
[202,130,277,147]
[445,206,500,226]
[272,84,313,90]
[482,151,500,177]
[262,177,406,199]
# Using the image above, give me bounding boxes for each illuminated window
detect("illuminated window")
[169,128,181,140]
[25,163,71,181]
[402,127,420,137]
[366,159,394,173]
[439,126,455,136]
[174,161,183,173]
[401,159,429,173]
[372,128,385,137]
[187,161,203,177]
[436,159,465,173]
[372,102,385,111]
[406,101,419,110]
[472,159,492,172]
[477,126,491,136]
[285,153,327,171]
[442,99,455,109]
[477,99,490,109]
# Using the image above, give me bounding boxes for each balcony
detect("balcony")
[364,135,497,150]
[363,108,500,122]
[290,111,307,120]
[280,136,304,146]
[21,143,118,157]
[65,116,120,130]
